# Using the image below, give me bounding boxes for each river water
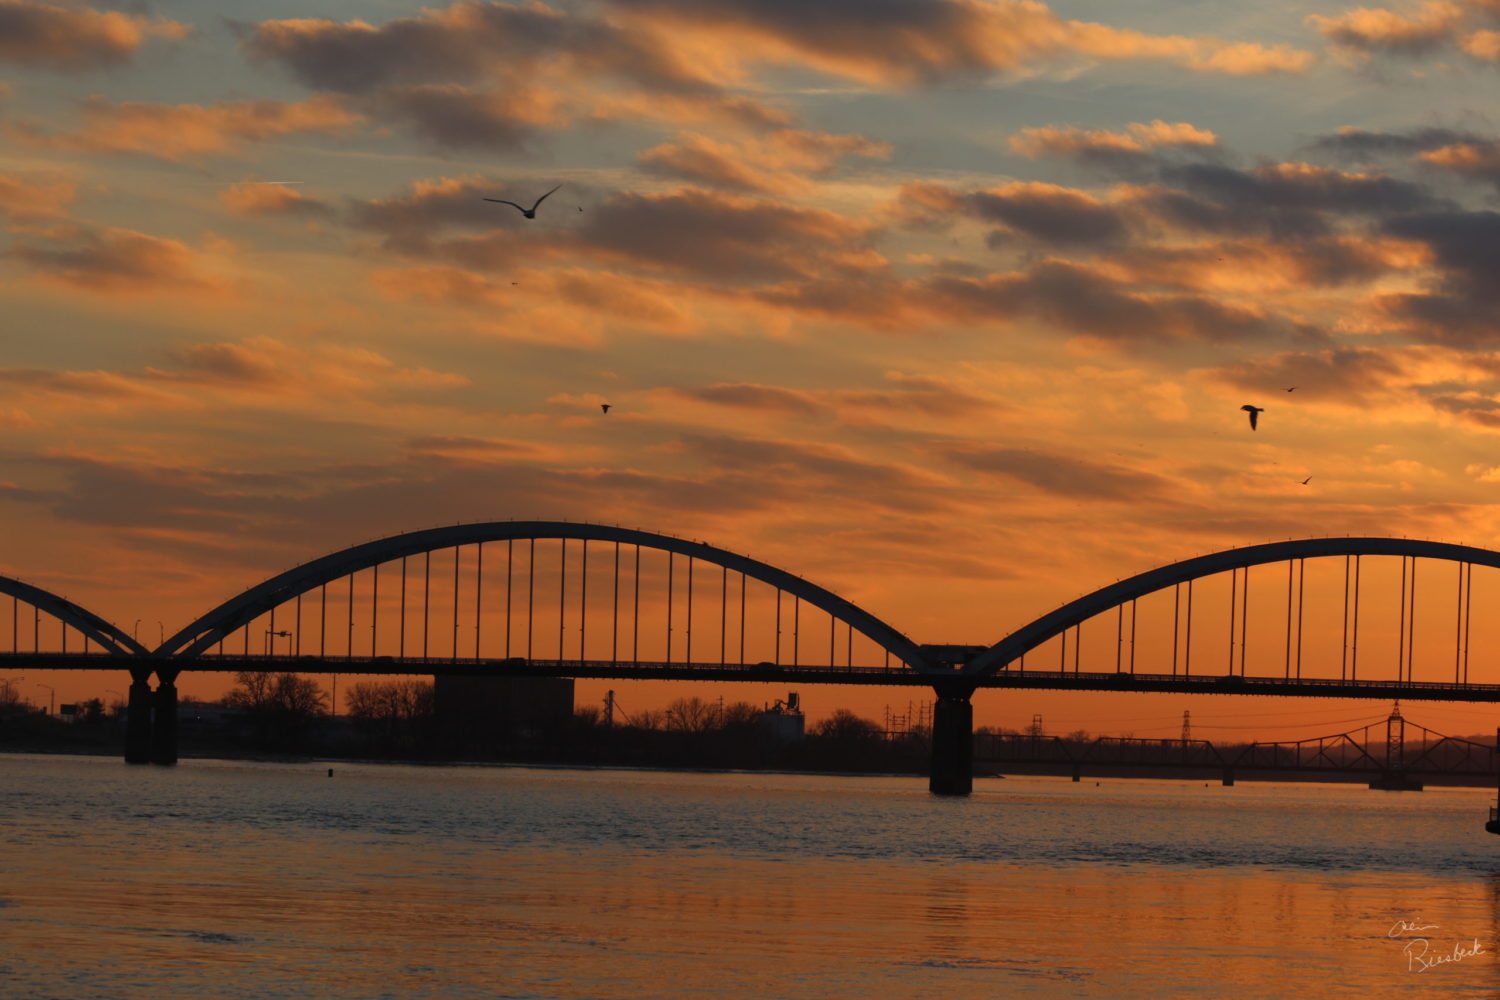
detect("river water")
[3,754,1499,998]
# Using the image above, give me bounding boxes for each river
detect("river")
[3,754,1498,998]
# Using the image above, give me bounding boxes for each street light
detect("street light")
[132,619,140,641]
[36,683,54,716]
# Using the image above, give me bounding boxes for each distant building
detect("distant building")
[758,691,804,743]
[433,675,574,754]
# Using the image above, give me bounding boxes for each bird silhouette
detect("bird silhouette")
[1241,404,1264,430]
[601,403,611,414]
[1286,386,1297,392]
[483,184,561,219]
[1299,476,1311,485]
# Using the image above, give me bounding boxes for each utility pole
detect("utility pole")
[1181,710,1192,745]
[604,689,615,727]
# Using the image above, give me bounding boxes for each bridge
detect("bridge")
[975,704,1496,789]
[7,523,1500,802]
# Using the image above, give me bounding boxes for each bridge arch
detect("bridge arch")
[0,574,147,656]
[966,537,1500,677]
[158,521,934,670]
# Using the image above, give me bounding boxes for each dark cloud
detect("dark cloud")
[670,433,951,513]
[240,1,786,136]
[1208,348,1405,403]
[925,259,1318,344]
[368,85,539,151]
[1306,126,1484,163]
[7,226,222,295]
[939,444,1172,500]
[576,189,882,282]
[970,187,1129,248]
[0,1,185,72]
[668,383,826,416]
[1379,210,1500,339]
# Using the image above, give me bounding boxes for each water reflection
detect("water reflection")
[2,756,1499,998]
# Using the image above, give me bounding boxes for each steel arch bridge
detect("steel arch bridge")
[0,574,146,657]
[969,537,1500,678]
[11,527,1500,800]
[156,521,932,670]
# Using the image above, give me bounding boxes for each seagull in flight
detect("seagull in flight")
[1299,476,1311,485]
[600,403,611,414]
[1286,386,1297,392]
[483,184,561,219]
[1240,404,1265,430]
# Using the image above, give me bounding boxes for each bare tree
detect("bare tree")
[811,709,881,742]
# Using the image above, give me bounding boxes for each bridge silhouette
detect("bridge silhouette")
[976,704,1496,790]
[7,522,1500,799]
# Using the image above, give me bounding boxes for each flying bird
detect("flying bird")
[1240,404,1265,430]
[483,184,561,219]
[1299,476,1311,485]
[601,403,611,414]
[1286,386,1297,392]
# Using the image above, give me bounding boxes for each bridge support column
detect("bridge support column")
[1222,768,1235,787]
[929,682,976,797]
[150,669,179,766]
[125,669,154,764]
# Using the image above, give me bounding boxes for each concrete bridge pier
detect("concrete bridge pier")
[124,668,154,764]
[150,669,179,766]
[929,681,977,796]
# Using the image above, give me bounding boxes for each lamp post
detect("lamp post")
[265,629,292,657]
[37,683,54,716]
[132,620,140,641]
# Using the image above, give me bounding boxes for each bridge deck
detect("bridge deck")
[12,652,1500,701]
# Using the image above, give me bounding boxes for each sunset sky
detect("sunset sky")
[7,0,1500,740]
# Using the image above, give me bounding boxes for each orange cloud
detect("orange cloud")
[1309,1,1463,54]
[616,0,1312,82]
[218,182,333,218]
[1010,120,1218,158]
[15,95,361,161]
[8,226,231,296]
[0,0,186,72]
[638,128,890,193]
[0,170,75,220]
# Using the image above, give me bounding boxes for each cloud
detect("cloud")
[366,84,555,151]
[638,128,889,193]
[158,337,469,396]
[1010,120,1219,171]
[663,382,827,416]
[218,182,334,218]
[938,442,1173,499]
[1376,210,1500,340]
[13,95,361,161]
[1306,125,1484,163]
[923,258,1318,345]
[0,0,186,72]
[901,180,1130,248]
[7,226,230,296]
[605,0,1312,82]
[372,264,691,333]
[1206,347,1407,403]
[242,2,788,138]
[576,188,884,281]
[0,170,75,220]
[1309,1,1464,56]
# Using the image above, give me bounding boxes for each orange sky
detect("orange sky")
[7,0,1500,741]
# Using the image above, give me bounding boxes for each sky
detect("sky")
[6,0,1500,740]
